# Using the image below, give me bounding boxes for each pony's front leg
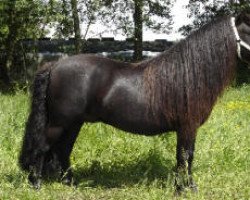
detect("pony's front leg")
[28,154,45,189]
[175,128,197,194]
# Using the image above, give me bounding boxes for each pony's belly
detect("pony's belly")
[100,117,171,136]
[96,100,173,135]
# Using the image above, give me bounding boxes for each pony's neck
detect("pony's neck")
[163,16,237,91]
[142,17,237,126]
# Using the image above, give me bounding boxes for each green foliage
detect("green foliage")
[53,0,74,38]
[102,0,175,36]
[52,0,107,39]
[0,85,249,199]
[179,0,250,36]
[0,0,55,44]
[0,0,62,85]
[101,0,175,61]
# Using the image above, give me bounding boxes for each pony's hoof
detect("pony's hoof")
[33,181,41,190]
[174,183,198,196]
[61,175,77,187]
[62,177,71,185]
[190,183,198,193]
[62,179,77,188]
[174,185,185,196]
[28,174,42,190]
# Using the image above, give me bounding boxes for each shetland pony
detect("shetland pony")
[19,13,250,192]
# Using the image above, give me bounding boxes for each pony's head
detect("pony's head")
[235,12,250,63]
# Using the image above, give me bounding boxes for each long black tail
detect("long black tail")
[19,63,53,171]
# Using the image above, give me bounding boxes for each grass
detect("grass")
[0,85,249,199]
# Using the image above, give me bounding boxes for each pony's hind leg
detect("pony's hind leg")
[175,128,197,194]
[28,126,63,188]
[28,154,45,189]
[50,123,82,185]
[26,136,50,189]
[42,126,64,177]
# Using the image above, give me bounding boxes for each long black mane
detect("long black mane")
[142,16,237,129]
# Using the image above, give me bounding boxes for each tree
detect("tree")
[53,0,74,38]
[79,0,106,40]
[179,0,250,36]
[103,0,174,61]
[134,0,143,61]
[54,0,106,52]
[71,0,82,53]
[0,0,59,85]
[0,0,51,85]
[0,0,108,85]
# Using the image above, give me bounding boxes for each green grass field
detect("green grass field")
[0,85,249,200]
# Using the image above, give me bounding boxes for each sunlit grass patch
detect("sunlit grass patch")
[226,100,250,110]
[0,85,249,199]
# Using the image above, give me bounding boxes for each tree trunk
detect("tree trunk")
[0,61,10,85]
[2,37,16,85]
[1,0,18,85]
[70,0,82,54]
[133,0,143,61]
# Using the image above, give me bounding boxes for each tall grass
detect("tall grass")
[0,85,249,199]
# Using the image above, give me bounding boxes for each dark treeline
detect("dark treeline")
[21,38,173,53]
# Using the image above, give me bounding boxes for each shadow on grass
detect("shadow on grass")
[3,150,175,189]
[73,150,175,188]
[2,171,28,189]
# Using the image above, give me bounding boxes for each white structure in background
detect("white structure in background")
[99,50,160,58]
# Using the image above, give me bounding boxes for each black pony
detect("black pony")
[19,13,250,192]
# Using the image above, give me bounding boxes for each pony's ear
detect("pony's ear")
[236,12,250,26]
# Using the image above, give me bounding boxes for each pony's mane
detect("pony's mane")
[142,16,237,128]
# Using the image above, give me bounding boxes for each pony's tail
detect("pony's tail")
[19,63,53,171]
